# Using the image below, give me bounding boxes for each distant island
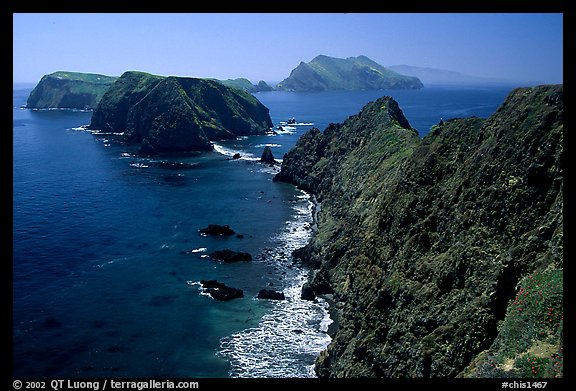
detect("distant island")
[211,78,274,93]
[26,71,118,110]
[26,72,275,111]
[276,55,423,91]
[89,71,273,154]
[387,65,544,86]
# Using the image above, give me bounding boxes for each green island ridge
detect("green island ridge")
[26,71,118,110]
[276,55,424,92]
[275,84,563,377]
[211,78,274,92]
[26,72,274,111]
[89,71,273,153]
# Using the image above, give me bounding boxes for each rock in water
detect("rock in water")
[199,280,244,301]
[257,289,286,300]
[261,145,275,164]
[300,283,316,301]
[199,224,235,236]
[199,279,225,289]
[209,249,252,263]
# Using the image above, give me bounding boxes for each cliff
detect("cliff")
[275,85,563,377]
[26,71,117,109]
[276,55,423,91]
[90,71,273,153]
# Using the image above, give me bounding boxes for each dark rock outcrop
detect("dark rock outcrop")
[199,224,235,236]
[257,289,286,300]
[300,283,316,301]
[276,55,423,92]
[26,71,117,110]
[200,280,244,301]
[276,85,563,377]
[260,146,276,164]
[209,249,252,263]
[90,71,273,153]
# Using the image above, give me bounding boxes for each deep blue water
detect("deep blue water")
[13,84,512,378]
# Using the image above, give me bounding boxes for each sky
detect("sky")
[12,13,563,84]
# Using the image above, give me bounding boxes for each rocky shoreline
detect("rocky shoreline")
[275,85,563,377]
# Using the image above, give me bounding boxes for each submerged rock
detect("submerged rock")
[209,249,252,263]
[256,289,286,300]
[199,224,235,236]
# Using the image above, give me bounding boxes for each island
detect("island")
[275,84,563,378]
[26,71,118,110]
[212,78,274,92]
[275,55,423,91]
[89,71,273,153]
[387,64,541,86]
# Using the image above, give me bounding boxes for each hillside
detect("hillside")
[276,55,423,91]
[26,71,118,109]
[275,85,563,377]
[90,71,273,153]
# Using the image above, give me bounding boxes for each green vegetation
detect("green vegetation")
[276,55,423,91]
[27,71,118,109]
[275,85,563,377]
[90,71,272,153]
[46,71,117,84]
[210,78,274,92]
[464,267,563,378]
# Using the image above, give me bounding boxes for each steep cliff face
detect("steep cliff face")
[276,55,423,91]
[90,71,273,153]
[26,71,117,109]
[275,85,563,377]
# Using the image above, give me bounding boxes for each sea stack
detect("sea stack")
[261,146,276,164]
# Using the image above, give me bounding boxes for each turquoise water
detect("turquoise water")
[12,84,512,378]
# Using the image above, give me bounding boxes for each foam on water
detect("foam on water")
[254,143,282,148]
[274,126,297,135]
[129,162,150,168]
[187,281,215,299]
[213,143,259,161]
[218,191,332,378]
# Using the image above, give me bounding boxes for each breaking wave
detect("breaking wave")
[218,191,332,378]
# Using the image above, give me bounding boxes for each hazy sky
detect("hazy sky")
[13,13,563,84]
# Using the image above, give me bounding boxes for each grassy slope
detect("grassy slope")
[91,71,272,152]
[277,55,423,91]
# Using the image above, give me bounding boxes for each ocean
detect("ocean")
[12,84,513,378]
